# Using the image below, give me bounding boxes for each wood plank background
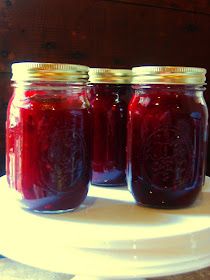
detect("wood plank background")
[0,0,210,175]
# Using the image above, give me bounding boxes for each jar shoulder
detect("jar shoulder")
[9,92,90,111]
[129,92,207,114]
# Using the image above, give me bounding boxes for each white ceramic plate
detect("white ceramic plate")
[0,175,210,279]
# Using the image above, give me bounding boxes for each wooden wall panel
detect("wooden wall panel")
[0,0,210,175]
[0,0,209,70]
[105,0,210,15]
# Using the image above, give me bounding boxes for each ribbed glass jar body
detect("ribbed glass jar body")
[6,63,91,212]
[127,84,208,208]
[90,83,131,186]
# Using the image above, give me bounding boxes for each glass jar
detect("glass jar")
[0,71,13,176]
[6,62,91,213]
[89,68,132,186]
[127,66,208,208]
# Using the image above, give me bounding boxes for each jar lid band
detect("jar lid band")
[11,62,89,83]
[132,66,207,85]
[89,68,132,84]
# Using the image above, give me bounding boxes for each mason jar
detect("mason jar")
[6,62,91,213]
[88,68,132,186]
[127,66,208,208]
[0,71,13,176]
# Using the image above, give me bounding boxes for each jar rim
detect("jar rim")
[132,66,207,85]
[89,68,132,84]
[11,62,89,83]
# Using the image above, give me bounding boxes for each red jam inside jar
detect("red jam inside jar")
[127,66,208,208]
[0,73,13,176]
[6,63,91,212]
[88,68,132,186]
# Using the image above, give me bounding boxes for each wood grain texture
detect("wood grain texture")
[102,0,210,15]
[0,0,209,70]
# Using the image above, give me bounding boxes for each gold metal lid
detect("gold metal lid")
[132,66,207,85]
[11,62,89,83]
[89,68,132,84]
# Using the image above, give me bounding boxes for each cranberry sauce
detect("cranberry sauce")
[127,85,208,208]
[0,73,13,176]
[90,83,131,186]
[6,87,92,212]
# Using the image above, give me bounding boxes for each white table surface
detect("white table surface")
[1,176,210,279]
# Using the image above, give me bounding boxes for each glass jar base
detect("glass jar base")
[135,199,197,210]
[7,186,87,213]
[92,170,126,187]
[29,208,77,214]
[92,182,127,187]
